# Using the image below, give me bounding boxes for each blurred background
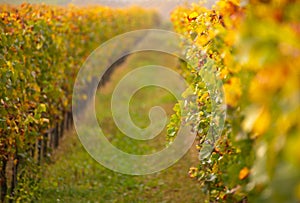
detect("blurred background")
[0,0,215,19]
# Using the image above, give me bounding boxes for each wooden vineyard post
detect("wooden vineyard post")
[54,123,59,149]
[10,150,19,202]
[60,118,65,138]
[0,155,7,203]
[43,132,49,159]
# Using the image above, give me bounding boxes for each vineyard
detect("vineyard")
[0,4,158,201]
[0,0,300,202]
[169,0,300,202]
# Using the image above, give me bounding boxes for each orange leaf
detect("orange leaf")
[239,167,250,180]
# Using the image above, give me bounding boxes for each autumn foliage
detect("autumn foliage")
[170,0,300,202]
[0,3,158,201]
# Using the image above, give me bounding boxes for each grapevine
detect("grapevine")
[0,4,158,201]
[170,0,300,202]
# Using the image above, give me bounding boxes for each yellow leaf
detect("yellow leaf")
[8,137,13,145]
[242,106,271,137]
[188,167,198,178]
[242,106,261,133]
[13,159,18,166]
[253,107,270,136]
[36,42,43,50]
[199,92,209,102]
[41,118,50,123]
[219,67,229,79]
[6,61,12,68]
[188,11,198,21]
[224,77,242,107]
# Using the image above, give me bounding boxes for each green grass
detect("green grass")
[39,50,206,202]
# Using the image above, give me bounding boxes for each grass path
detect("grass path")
[39,41,205,203]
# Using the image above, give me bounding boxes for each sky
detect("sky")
[69,0,206,19]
